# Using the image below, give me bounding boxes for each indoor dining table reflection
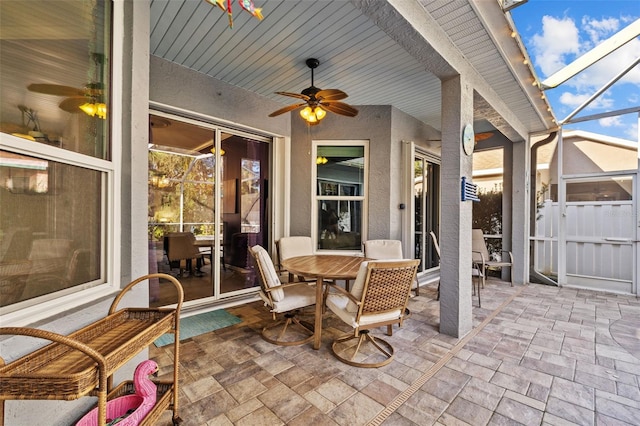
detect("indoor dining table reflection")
[280,254,369,349]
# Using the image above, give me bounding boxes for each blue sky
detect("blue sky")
[511,0,639,142]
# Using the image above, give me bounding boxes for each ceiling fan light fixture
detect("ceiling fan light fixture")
[271,58,357,125]
[79,102,107,119]
[314,106,326,120]
[300,106,326,125]
[79,102,97,116]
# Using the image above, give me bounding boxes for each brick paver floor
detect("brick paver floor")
[152,278,640,425]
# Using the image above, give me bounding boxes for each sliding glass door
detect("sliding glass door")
[148,113,270,306]
[414,153,440,274]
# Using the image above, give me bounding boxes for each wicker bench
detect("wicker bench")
[0,273,184,426]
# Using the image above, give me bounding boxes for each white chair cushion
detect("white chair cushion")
[326,293,402,328]
[363,240,403,260]
[252,246,284,301]
[346,261,369,312]
[271,284,316,313]
[278,236,313,261]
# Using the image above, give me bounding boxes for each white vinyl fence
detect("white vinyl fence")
[533,200,634,288]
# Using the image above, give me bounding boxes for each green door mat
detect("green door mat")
[154,309,242,347]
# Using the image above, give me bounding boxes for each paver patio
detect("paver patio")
[152,279,640,425]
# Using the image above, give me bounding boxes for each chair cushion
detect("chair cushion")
[326,293,402,328]
[271,284,316,313]
[278,236,313,261]
[252,246,285,301]
[363,240,403,260]
[346,261,369,312]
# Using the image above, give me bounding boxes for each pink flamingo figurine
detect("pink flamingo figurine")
[76,360,158,426]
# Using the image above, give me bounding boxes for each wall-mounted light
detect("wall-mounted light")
[300,106,326,125]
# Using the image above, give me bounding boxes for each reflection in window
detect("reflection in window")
[315,143,366,251]
[148,146,217,239]
[0,0,111,310]
[0,1,111,159]
[0,151,103,307]
[241,159,260,233]
[566,178,632,202]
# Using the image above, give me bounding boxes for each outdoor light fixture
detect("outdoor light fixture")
[300,106,326,125]
[316,156,328,165]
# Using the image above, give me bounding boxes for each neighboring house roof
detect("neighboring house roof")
[473,129,637,178]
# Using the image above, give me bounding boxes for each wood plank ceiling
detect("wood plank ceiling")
[150,0,553,138]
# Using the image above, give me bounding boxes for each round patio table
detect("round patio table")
[280,254,369,350]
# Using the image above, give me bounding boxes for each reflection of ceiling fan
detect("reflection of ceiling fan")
[26,53,106,118]
[269,58,358,125]
[475,132,494,142]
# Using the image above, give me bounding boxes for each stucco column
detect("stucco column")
[511,140,530,284]
[439,75,473,338]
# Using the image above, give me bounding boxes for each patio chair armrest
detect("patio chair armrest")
[326,282,360,304]
[471,250,486,266]
[265,280,315,292]
[501,250,514,263]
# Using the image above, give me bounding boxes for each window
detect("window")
[0,0,111,311]
[313,142,367,251]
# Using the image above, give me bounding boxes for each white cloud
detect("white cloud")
[624,122,638,141]
[531,16,580,76]
[558,91,613,109]
[582,17,620,45]
[598,116,622,127]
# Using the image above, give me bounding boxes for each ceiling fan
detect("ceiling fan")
[269,58,358,125]
[26,53,106,118]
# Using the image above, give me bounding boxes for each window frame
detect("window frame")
[311,140,368,254]
[0,0,121,326]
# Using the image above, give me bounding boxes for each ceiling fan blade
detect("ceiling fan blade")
[28,83,85,97]
[321,101,358,117]
[316,89,347,101]
[58,96,87,113]
[474,132,493,142]
[275,91,310,101]
[268,102,307,117]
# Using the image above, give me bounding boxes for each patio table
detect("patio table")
[280,254,368,349]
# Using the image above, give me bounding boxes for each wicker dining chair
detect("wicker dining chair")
[325,259,419,367]
[249,245,316,346]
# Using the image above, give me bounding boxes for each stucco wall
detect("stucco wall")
[290,105,439,242]
[150,56,290,137]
